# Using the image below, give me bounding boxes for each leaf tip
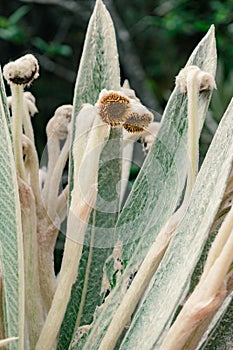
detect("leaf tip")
[95,0,105,10]
[208,24,215,36]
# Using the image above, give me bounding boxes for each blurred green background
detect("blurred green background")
[1,0,233,159]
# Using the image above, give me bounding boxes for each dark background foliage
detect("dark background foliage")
[1,0,233,156]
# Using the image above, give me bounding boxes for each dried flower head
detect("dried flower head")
[123,112,153,133]
[123,103,153,133]
[3,54,39,85]
[96,89,130,126]
[46,105,73,140]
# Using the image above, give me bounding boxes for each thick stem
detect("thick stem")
[10,84,26,180]
[183,69,200,203]
[18,177,44,349]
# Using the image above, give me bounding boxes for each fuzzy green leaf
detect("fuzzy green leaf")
[70,25,216,350]
[58,1,121,348]
[119,101,233,349]
[0,68,25,349]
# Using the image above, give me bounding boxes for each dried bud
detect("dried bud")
[46,105,73,140]
[96,89,130,126]
[198,71,216,91]
[24,92,38,116]
[24,91,36,104]
[176,65,216,93]
[3,54,39,85]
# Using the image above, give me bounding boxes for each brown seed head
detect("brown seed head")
[97,91,130,126]
[123,112,153,133]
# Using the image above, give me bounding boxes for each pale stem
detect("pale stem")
[42,135,60,204]
[181,312,218,350]
[0,337,18,348]
[18,177,44,349]
[35,118,110,350]
[202,203,233,279]
[37,219,58,313]
[74,210,96,330]
[47,136,70,220]
[23,101,35,144]
[22,135,43,213]
[56,185,68,222]
[183,69,200,203]
[119,139,134,208]
[10,84,26,180]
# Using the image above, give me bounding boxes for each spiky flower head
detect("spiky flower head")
[123,113,153,133]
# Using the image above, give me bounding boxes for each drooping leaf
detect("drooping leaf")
[58,1,121,348]
[0,68,25,349]
[119,100,233,349]
[70,25,216,350]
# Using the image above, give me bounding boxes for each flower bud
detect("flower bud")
[3,54,39,85]
[46,105,73,140]
[176,65,216,93]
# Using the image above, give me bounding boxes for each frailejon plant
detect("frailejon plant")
[0,1,233,349]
